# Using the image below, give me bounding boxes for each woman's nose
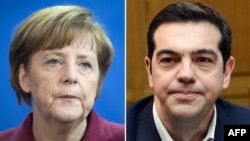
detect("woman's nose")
[61,64,78,84]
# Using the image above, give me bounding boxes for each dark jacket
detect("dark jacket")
[126,95,250,141]
[0,110,124,141]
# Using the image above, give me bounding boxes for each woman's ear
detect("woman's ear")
[19,64,31,93]
[223,56,235,89]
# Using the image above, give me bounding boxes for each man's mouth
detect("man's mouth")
[170,91,200,100]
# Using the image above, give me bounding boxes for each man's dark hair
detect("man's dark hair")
[147,2,231,72]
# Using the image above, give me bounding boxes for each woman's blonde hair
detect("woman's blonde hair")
[9,5,114,105]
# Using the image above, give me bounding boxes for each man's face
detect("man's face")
[145,21,234,119]
[19,35,100,123]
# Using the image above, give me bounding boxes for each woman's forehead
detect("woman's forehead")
[41,31,97,51]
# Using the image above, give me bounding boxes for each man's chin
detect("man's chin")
[169,105,202,119]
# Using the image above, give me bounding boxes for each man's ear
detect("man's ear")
[223,56,235,89]
[19,64,31,93]
[145,56,153,88]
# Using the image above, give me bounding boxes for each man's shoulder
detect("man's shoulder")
[126,95,161,141]
[126,95,154,128]
[216,98,250,122]
[127,95,154,115]
[216,98,250,113]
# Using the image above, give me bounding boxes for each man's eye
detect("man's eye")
[161,57,178,65]
[159,57,178,68]
[162,58,175,63]
[198,57,212,63]
[195,57,214,68]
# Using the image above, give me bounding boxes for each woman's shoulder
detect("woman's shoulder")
[105,120,124,136]
[0,113,33,141]
[85,110,124,141]
[0,128,16,141]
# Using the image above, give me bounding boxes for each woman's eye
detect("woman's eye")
[47,59,61,65]
[80,62,92,69]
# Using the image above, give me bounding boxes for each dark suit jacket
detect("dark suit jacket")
[0,110,124,141]
[126,95,250,141]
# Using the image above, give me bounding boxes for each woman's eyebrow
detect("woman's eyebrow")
[43,50,93,58]
[43,51,65,58]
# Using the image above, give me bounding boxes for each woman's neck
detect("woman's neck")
[32,111,87,141]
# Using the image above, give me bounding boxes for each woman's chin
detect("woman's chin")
[50,108,85,123]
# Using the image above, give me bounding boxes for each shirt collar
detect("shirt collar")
[153,103,216,141]
[203,105,217,141]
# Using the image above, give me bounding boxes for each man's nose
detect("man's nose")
[177,60,195,83]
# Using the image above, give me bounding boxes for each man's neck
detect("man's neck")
[155,102,214,141]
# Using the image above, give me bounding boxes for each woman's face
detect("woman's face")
[19,36,99,123]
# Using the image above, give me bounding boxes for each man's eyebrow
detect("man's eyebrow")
[193,49,218,60]
[156,49,179,58]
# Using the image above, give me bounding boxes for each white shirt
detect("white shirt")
[153,103,216,141]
